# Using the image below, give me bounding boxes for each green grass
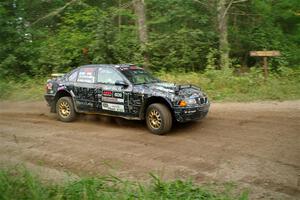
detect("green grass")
[0,167,248,200]
[0,67,299,102]
[0,78,45,101]
[156,67,300,102]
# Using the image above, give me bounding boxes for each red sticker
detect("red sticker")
[103,91,113,97]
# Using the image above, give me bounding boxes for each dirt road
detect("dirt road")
[0,101,299,199]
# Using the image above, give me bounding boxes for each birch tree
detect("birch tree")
[133,0,149,67]
[195,0,247,69]
[217,0,248,68]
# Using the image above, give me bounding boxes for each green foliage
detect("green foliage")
[229,0,300,69]
[1,0,299,78]
[148,28,216,71]
[36,4,143,73]
[0,167,51,200]
[0,0,299,101]
[0,167,248,200]
[146,0,217,71]
[156,67,300,102]
[1,67,299,102]
[0,78,45,101]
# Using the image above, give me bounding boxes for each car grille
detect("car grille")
[197,97,208,105]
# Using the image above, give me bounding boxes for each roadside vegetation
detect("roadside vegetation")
[157,67,300,101]
[0,1,299,102]
[0,167,248,200]
[0,1,298,199]
[0,78,44,101]
[1,66,299,102]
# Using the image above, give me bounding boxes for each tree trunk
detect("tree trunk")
[118,0,122,34]
[133,0,149,68]
[217,0,230,69]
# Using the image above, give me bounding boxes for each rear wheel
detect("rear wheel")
[56,97,76,122]
[146,103,172,135]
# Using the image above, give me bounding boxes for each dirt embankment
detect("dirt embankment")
[0,101,299,199]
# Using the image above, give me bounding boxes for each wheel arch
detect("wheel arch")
[140,96,174,120]
[52,90,72,113]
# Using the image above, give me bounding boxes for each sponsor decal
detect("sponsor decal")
[184,109,197,114]
[102,90,113,97]
[113,92,123,98]
[77,68,96,83]
[102,96,124,103]
[102,102,124,112]
[76,101,93,107]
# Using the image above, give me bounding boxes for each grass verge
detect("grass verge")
[156,67,300,101]
[0,167,248,200]
[0,78,45,101]
[0,67,299,102]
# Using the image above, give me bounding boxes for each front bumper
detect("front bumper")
[174,103,210,122]
[44,94,56,112]
[44,94,55,105]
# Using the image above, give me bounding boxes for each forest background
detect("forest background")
[0,0,299,101]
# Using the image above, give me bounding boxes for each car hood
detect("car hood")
[133,82,206,98]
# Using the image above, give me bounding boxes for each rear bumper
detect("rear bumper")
[174,103,210,122]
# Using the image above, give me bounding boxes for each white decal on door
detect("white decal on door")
[102,102,125,112]
[102,96,124,103]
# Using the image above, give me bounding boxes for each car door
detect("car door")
[73,67,97,112]
[96,66,132,117]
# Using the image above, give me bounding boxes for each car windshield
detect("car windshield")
[120,67,160,85]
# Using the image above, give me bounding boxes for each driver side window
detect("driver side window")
[97,67,123,84]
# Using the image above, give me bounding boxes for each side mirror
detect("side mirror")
[115,80,129,87]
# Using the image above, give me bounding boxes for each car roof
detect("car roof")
[79,64,135,69]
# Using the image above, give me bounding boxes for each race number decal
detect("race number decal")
[113,92,123,98]
[102,102,125,112]
[102,91,124,103]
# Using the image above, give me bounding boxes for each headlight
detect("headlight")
[186,98,197,105]
[178,98,197,107]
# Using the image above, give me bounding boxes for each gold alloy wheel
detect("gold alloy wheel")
[59,101,71,118]
[148,109,162,129]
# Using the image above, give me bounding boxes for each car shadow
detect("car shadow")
[77,114,145,128]
[168,121,203,136]
[75,113,204,136]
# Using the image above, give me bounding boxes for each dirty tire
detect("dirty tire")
[146,103,172,135]
[56,97,76,122]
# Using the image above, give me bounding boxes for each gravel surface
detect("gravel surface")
[0,101,299,199]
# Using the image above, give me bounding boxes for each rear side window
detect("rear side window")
[97,67,123,84]
[68,70,78,82]
[77,68,96,83]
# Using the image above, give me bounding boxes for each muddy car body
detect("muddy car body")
[44,64,210,134]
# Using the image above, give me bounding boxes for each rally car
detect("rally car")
[44,64,210,134]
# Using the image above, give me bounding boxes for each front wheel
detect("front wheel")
[56,97,77,122]
[146,103,172,135]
